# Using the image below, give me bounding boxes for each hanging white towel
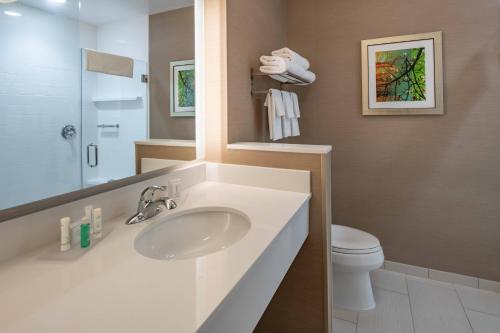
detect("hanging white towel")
[271,47,310,70]
[280,91,295,138]
[282,91,296,118]
[264,89,285,141]
[282,92,300,137]
[291,92,301,118]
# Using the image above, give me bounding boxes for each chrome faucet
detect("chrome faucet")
[126,186,177,225]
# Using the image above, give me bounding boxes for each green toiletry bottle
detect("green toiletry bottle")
[81,217,91,248]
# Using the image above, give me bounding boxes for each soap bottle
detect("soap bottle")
[60,217,71,252]
[92,208,103,239]
[80,217,91,248]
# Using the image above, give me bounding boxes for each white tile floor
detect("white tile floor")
[333,269,500,333]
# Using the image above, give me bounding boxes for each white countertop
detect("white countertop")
[0,181,310,333]
[135,139,196,147]
[228,142,332,154]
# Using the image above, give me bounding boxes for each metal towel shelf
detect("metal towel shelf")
[250,68,311,97]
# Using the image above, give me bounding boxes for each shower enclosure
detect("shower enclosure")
[0,6,148,210]
[81,50,148,187]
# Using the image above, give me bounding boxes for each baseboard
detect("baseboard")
[383,261,500,293]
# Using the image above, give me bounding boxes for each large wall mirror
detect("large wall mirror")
[0,0,201,217]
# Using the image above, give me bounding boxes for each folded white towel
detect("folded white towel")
[260,56,316,84]
[264,89,286,141]
[272,47,310,70]
[260,55,307,75]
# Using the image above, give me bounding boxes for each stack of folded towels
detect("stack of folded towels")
[260,47,316,83]
[264,89,301,141]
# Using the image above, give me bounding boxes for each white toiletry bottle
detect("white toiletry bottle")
[60,217,71,252]
[169,178,182,199]
[93,208,103,239]
[85,205,94,234]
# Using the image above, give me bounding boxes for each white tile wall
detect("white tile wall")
[0,4,83,210]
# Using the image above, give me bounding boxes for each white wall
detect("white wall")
[0,4,82,210]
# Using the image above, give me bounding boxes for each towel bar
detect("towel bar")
[250,68,309,97]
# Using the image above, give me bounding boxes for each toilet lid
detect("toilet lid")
[331,225,380,252]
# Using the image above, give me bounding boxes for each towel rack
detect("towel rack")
[97,124,120,129]
[250,68,309,97]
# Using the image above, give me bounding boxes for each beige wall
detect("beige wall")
[227,0,500,281]
[227,0,288,143]
[149,7,195,140]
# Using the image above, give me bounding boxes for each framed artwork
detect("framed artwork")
[361,31,443,115]
[170,60,195,117]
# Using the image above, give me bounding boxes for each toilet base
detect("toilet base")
[333,270,376,311]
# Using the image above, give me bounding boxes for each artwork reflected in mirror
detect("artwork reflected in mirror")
[0,0,196,211]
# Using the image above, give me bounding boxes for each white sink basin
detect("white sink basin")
[134,207,251,260]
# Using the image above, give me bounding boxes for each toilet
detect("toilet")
[331,225,384,311]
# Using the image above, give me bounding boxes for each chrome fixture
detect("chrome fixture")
[86,143,98,168]
[97,124,119,129]
[61,125,77,140]
[126,186,177,225]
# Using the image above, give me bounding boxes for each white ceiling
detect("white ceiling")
[19,0,194,26]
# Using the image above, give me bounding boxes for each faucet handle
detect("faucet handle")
[139,185,167,202]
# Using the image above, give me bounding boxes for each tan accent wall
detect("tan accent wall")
[135,144,196,174]
[204,0,332,331]
[149,7,196,140]
[284,0,500,281]
[226,0,288,142]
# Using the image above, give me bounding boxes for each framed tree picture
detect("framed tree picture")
[361,32,443,115]
[170,60,195,117]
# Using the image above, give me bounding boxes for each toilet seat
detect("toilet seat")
[331,225,381,254]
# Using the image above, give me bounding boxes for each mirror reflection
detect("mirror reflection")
[0,0,196,211]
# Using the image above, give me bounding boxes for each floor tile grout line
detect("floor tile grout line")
[454,284,500,318]
[453,284,475,333]
[405,275,417,333]
[373,285,409,296]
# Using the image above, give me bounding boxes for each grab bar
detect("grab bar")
[86,143,98,168]
[97,124,119,129]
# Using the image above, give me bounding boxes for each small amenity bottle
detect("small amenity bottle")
[60,217,71,252]
[80,217,91,248]
[92,208,103,239]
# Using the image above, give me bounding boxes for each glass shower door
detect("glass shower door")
[81,50,148,187]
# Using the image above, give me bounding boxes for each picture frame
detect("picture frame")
[170,60,195,117]
[361,31,443,115]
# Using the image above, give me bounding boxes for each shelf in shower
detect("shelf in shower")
[92,96,142,103]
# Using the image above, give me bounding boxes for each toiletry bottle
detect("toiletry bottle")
[80,217,91,248]
[60,217,71,252]
[169,178,182,199]
[70,220,81,246]
[85,205,93,234]
[93,208,103,239]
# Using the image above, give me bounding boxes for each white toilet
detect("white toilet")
[331,225,384,311]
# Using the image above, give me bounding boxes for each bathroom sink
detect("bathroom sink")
[134,207,251,260]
